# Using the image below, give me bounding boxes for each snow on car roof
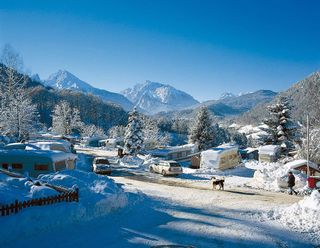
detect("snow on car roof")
[0,149,75,162]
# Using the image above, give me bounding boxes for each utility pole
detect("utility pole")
[307,114,310,177]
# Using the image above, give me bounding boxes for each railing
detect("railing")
[0,189,79,217]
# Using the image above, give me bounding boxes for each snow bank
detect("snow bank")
[268,190,320,244]
[120,155,144,167]
[0,170,128,243]
[248,162,307,191]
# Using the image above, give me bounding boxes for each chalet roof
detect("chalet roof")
[287,159,320,171]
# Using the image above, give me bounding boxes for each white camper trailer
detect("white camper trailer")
[0,149,77,177]
[258,145,280,163]
[200,144,240,170]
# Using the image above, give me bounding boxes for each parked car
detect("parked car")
[93,157,112,175]
[149,160,183,176]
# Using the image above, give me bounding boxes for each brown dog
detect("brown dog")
[211,176,225,190]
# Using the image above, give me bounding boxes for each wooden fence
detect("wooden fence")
[0,189,79,217]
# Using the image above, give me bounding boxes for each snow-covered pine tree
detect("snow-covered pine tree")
[262,96,300,152]
[189,106,214,151]
[212,124,230,147]
[230,132,248,148]
[0,44,39,141]
[124,107,144,155]
[52,101,84,135]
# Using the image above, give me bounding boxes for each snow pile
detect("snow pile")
[39,170,128,218]
[120,155,144,167]
[248,162,307,191]
[268,190,320,243]
[1,170,128,243]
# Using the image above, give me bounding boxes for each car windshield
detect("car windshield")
[169,163,180,167]
[96,159,109,164]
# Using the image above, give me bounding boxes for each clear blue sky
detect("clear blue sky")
[1,0,319,101]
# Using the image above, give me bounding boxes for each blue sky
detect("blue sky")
[0,0,319,101]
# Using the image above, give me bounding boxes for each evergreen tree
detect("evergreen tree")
[230,132,248,148]
[52,101,84,135]
[189,106,214,151]
[124,108,144,155]
[262,96,300,152]
[212,124,231,147]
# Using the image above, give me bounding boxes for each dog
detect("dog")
[211,176,225,190]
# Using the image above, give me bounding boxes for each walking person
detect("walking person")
[287,171,298,195]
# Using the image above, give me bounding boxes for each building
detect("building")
[287,159,320,176]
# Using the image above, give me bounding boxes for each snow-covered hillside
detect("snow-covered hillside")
[45,70,133,110]
[121,80,199,114]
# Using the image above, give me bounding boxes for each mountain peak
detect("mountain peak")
[44,70,133,110]
[220,92,236,100]
[121,81,199,114]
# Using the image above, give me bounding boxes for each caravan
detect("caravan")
[0,149,77,178]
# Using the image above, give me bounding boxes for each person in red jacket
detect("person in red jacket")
[287,171,298,195]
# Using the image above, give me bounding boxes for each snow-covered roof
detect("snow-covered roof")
[201,144,238,160]
[286,159,319,171]
[30,141,70,151]
[229,123,240,129]
[0,149,76,162]
[258,145,280,155]
[98,138,117,143]
[244,147,258,153]
[148,144,196,156]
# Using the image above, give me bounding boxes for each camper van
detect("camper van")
[200,144,241,170]
[258,145,280,163]
[0,149,77,178]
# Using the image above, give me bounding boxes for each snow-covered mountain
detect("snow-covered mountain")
[219,92,236,100]
[45,70,133,110]
[121,80,199,114]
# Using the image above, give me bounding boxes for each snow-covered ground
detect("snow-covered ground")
[266,190,320,244]
[0,169,128,247]
[1,148,318,247]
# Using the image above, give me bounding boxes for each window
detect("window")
[12,163,23,169]
[55,161,66,171]
[95,159,109,164]
[2,163,8,169]
[34,164,49,171]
